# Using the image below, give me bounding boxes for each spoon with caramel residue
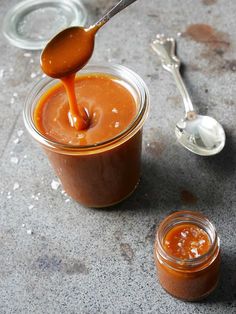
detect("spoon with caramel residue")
[41,0,138,131]
[41,0,138,78]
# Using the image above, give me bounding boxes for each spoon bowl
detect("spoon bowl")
[175,114,226,156]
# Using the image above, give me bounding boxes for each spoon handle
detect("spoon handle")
[95,0,138,27]
[151,35,195,115]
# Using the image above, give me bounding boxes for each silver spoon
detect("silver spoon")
[151,34,226,156]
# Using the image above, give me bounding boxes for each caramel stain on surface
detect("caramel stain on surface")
[120,243,134,263]
[202,0,217,5]
[184,24,230,51]
[181,190,198,205]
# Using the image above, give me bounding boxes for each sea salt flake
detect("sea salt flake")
[31,72,37,79]
[13,138,20,144]
[181,231,187,238]
[190,248,200,257]
[13,182,19,190]
[17,130,24,137]
[177,32,182,37]
[114,122,120,128]
[10,157,19,164]
[51,179,61,190]
[112,108,118,113]
[23,155,27,159]
[22,224,25,228]
[30,59,34,64]
[13,92,18,97]
[24,52,31,57]
[27,229,33,235]
[0,69,4,78]
[28,205,34,210]
[65,198,70,203]
[10,98,15,104]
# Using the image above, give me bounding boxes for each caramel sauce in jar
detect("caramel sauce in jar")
[154,211,220,301]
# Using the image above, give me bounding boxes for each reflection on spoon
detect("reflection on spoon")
[151,34,226,156]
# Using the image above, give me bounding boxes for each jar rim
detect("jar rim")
[155,211,220,269]
[23,63,150,155]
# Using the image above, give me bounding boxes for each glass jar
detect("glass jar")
[23,64,150,207]
[154,211,220,301]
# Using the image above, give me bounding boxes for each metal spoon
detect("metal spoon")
[41,0,138,78]
[151,34,226,156]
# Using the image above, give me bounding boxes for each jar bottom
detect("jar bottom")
[160,278,219,302]
[63,178,140,208]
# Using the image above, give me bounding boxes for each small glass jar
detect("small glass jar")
[23,64,150,208]
[154,211,220,301]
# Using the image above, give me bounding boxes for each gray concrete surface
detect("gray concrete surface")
[0,0,236,313]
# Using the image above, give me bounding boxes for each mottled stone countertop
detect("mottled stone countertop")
[0,0,235,313]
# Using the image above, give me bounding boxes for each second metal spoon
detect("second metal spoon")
[151,34,226,156]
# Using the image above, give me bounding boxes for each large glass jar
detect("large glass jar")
[23,64,150,207]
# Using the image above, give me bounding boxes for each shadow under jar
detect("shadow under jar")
[23,64,150,208]
[154,211,220,301]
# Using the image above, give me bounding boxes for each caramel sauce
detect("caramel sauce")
[164,223,211,260]
[41,25,99,131]
[34,74,137,146]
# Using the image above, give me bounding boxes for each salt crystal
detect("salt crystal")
[13,92,18,97]
[17,130,24,137]
[13,138,20,144]
[112,108,118,113]
[37,192,41,196]
[10,157,19,164]
[28,205,34,210]
[27,229,33,235]
[7,193,12,199]
[10,98,15,104]
[177,32,182,37]
[77,133,85,139]
[13,182,19,190]
[24,52,31,57]
[51,179,61,190]
[31,195,35,199]
[23,155,27,159]
[65,198,70,203]
[34,196,39,201]
[31,72,37,79]
[190,248,200,257]
[30,59,34,64]
[114,122,120,128]
[41,74,46,78]
[181,231,187,238]
[22,224,25,228]
[0,69,4,78]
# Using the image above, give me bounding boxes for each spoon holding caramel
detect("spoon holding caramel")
[41,0,138,131]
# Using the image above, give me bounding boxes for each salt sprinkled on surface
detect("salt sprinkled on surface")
[24,155,27,159]
[31,72,37,79]
[13,138,20,144]
[30,59,34,64]
[24,52,31,57]
[27,229,33,235]
[10,157,19,164]
[13,92,18,97]
[17,130,24,137]
[65,198,70,203]
[177,32,182,37]
[51,179,61,190]
[0,69,4,79]
[28,205,34,210]
[10,98,15,104]
[112,108,118,113]
[114,122,120,128]
[7,192,12,199]
[22,224,25,228]
[13,182,19,190]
